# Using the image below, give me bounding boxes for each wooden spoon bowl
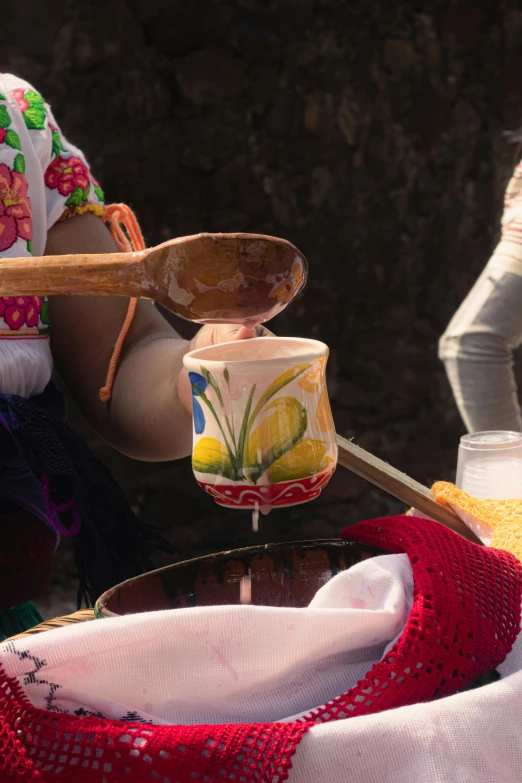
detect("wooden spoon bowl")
[0,233,307,324]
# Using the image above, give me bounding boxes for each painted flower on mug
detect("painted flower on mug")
[190,361,334,485]
[298,356,327,393]
[189,372,208,435]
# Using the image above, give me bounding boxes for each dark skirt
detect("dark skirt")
[0,383,173,610]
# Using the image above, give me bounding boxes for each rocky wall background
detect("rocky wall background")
[2,0,522,616]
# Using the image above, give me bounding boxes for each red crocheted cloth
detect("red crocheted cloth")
[0,516,520,782]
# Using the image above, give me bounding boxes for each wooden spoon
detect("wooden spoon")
[0,233,307,324]
[336,434,481,544]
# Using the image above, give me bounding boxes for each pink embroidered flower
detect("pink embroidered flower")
[12,89,29,113]
[0,129,7,144]
[0,298,12,317]
[4,304,25,330]
[0,295,43,329]
[25,296,42,327]
[0,163,32,251]
[45,155,90,197]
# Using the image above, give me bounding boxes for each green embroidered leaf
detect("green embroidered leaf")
[65,187,88,208]
[0,105,11,129]
[40,300,50,325]
[93,185,105,203]
[0,94,6,101]
[4,130,21,150]
[51,129,65,158]
[27,240,33,254]
[244,396,307,484]
[13,154,25,174]
[21,91,46,130]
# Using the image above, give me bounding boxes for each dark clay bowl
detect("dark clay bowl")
[95,539,387,618]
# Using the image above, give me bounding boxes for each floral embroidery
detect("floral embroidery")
[12,89,46,130]
[13,153,25,173]
[49,123,65,159]
[45,154,91,208]
[12,90,29,112]
[0,128,21,150]
[91,173,105,203]
[0,104,10,129]
[0,99,21,151]
[0,80,104,337]
[39,298,50,325]
[0,162,32,252]
[0,296,43,330]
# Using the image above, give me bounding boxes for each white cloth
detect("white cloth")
[2,552,522,782]
[440,160,522,433]
[0,73,103,397]
[1,554,413,725]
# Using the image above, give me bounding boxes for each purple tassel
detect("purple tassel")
[41,475,81,537]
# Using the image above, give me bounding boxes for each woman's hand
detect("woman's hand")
[186,323,272,351]
[177,323,273,417]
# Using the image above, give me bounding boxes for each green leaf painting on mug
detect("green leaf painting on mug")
[192,437,236,480]
[243,397,308,485]
[188,362,329,484]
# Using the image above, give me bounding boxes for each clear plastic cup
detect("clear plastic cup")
[456,431,522,500]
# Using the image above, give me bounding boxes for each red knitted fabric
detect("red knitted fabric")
[0,515,520,781]
[297,514,522,723]
[0,684,308,783]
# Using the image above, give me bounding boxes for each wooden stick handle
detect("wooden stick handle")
[336,434,481,544]
[0,250,147,298]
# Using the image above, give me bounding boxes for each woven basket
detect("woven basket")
[5,608,95,642]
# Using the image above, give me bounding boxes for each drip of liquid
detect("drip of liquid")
[240,569,252,604]
[252,501,259,532]
[251,499,273,531]
[242,317,259,331]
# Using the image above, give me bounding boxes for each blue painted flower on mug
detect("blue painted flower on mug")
[189,371,208,435]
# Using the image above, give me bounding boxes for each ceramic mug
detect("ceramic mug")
[183,336,337,510]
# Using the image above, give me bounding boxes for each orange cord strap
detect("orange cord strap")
[99,204,143,403]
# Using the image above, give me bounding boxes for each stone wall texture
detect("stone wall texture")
[3,0,522,609]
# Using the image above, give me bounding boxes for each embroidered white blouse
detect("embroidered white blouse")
[0,73,104,398]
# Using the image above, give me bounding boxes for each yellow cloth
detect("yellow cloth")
[432,482,522,563]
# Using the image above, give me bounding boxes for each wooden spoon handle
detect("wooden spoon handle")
[0,250,147,298]
[336,434,481,543]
